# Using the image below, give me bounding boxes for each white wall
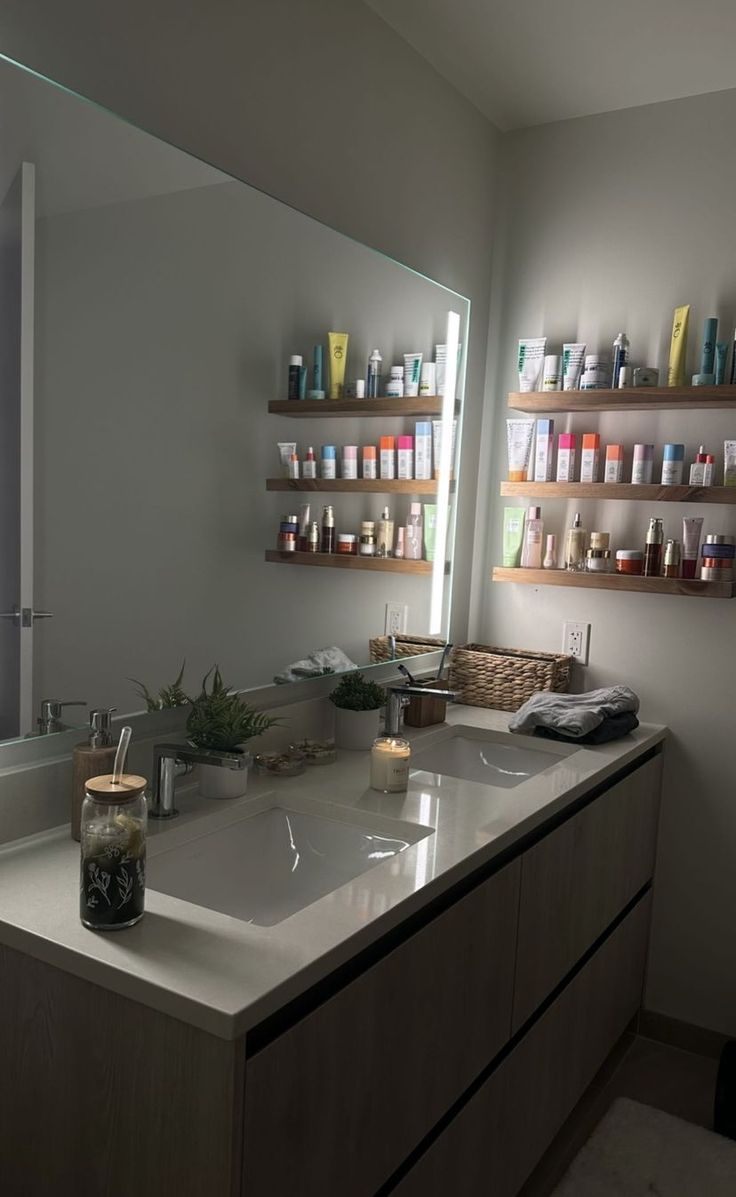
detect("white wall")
[479,88,736,1036]
[33,177,464,711]
[0,0,500,647]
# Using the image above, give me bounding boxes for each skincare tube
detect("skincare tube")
[502,508,526,568]
[715,341,728,385]
[562,342,586,391]
[278,442,297,477]
[432,419,458,479]
[725,440,736,486]
[403,352,423,398]
[328,331,349,400]
[517,337,547,392]
[701,318,718,376]
[682,517,703,579]
[667,305,690,386]
[507,418,535,483]
[423,504,438,561]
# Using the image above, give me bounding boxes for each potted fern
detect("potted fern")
[330,672,386,750]
[187,666,280,798]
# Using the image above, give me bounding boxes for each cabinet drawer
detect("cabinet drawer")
[242,860,520,1197]
[513,754,661,1030]
[393,892,651,1197]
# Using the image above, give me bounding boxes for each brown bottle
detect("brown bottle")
[321,505,336,553]
[71,708,116,841]
[643,517,664,577]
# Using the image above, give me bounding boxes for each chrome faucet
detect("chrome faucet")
[37,698,87,735]
[385,683,457,737]
[150,743,248,819]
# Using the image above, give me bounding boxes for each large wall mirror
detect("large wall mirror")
[0,55,470,750]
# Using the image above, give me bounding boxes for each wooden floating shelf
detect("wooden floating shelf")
[268,397,445,418]
[492,566,734,599]
[500,482,736,504]
[508,385,736,412]
[266,550,434,574]
[267,478,442,494]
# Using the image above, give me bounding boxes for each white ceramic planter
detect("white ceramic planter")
[334,707,382,751]
[198,755,250,800]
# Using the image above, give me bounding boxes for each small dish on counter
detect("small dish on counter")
[293,737,337,766]
[254,748,306,778]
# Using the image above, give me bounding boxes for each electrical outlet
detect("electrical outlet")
[562,621,591,665]
[385,601,408,636]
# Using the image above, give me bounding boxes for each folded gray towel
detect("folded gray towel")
[508,686,640,739]
[274,646,358,685]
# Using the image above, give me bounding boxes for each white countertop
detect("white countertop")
[0,706,666,1040]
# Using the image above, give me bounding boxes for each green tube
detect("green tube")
[502,508,526,567]
[423,505,437,561]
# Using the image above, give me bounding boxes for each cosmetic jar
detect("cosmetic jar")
[589,531,610,551]
[585,549,612,573]
[359,521,376,556]
[277,531,297,552]
[615,550,643,575]
[703,534,735,554]
[337,533,358,555]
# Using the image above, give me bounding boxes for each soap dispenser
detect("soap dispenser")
[71,708,116,841]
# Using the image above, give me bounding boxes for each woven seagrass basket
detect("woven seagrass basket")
[448,644,573,712]
[369,634,446,663]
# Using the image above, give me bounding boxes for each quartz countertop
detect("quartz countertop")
[0,706,666,1039]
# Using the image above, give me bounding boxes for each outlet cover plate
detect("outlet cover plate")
[385,601,408,636]
[562,621,590,665]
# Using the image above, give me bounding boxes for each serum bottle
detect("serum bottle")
[520,505,544,568]
[564,512,587,571]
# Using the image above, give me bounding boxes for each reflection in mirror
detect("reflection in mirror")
[0,55,469,749]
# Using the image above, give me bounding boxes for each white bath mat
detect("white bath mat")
[552,1097,736,1196]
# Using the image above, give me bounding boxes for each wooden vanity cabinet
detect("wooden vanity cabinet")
[241,860,521,1197]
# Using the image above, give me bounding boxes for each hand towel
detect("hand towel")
[508,686,640,739]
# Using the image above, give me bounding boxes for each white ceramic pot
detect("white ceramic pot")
[334,706,381,751]
[198,755,250,800]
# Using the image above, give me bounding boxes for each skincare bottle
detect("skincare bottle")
[380,436,396,480]
[533,419,555,482]
[362,445,377,480]
[419,362,437,396]
[689,446,714,486]
[725,441,736,486]
[631,443,654,484]
[367,349,382,398]
[543,534,558,569]
[556,433,577,482]
[386,366,404,399]
[359,521,376,557]
[397,436,414,480]
[520,506,544,569]
[394,527,406,559]
[71,708,117,842]
[377,506,394,557]
[288,354,302,401]
[604,444,624,483]
[611,333,629,389]
[643,517,664,576]
[404,503,423,560]
[663,539,681,579]
[288,452,300,480]
[321,445,337,480]
[661,443,685,485]
[580,434,600,483]
[415,422,433,480]
[320,505,336,554]
[308,345,325,400]
[564,512,586,572]
[303,446,317,480]
[542,355,561,391]
[298,503,310,551]
[307,521,320,553]
[342,445,358,480]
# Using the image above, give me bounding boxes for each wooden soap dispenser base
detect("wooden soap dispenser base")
[71,707,117,841]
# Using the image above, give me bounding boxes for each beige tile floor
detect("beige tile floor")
[519,1035,721,1196]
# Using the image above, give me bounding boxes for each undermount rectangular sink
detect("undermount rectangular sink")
[411,732,570,789]
[148,804,432,926]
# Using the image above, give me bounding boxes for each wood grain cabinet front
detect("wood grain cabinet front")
[242,859,521,1197]
[392,892,652,1197]
[512,754,661,1031]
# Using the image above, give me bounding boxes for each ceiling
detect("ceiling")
[365,0,736,130]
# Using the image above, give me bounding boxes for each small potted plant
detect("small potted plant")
[129,660,189,711]
[329,672,386,750]
[187,666,280,799]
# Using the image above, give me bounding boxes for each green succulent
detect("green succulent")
[329,671,386,712]
[130,660,189,711]
[187,666,280,751]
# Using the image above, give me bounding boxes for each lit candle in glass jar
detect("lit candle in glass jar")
[370,736,411,793]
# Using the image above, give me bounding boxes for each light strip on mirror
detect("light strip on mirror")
[429,309,460,635]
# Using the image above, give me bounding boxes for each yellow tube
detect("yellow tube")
[328,331,349,400]
[667,304,690,387]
